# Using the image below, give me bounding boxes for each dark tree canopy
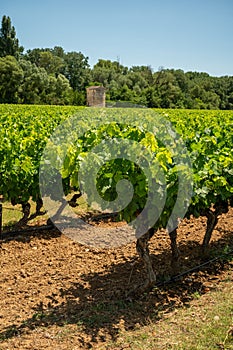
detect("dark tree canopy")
[0,15,23,59]
[0,15,233,109]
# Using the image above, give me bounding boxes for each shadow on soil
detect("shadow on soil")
[0,229,233,348]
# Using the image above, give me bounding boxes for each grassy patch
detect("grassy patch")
[1,202,23,228]
[104,280,233,350]
[0,195,89,230]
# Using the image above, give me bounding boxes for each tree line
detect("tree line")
[1,15,233,109]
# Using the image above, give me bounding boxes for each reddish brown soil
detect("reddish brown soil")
[0,209,233,349]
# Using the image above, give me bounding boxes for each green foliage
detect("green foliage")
[62,51,90,91]
[91,60,233,110]
[1,15,233,108]
[0,105,233,235]
[0,104,82,204]
[159,109,233,217]
[0,15,23,59]
[0,55,23,103]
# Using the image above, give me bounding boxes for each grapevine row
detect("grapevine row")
[0,104,233,250]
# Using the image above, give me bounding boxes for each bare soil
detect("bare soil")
[0,209,233,349]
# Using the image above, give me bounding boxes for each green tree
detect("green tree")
[19,59,73,105]
[62,51,90,91]
[25,48,64,75]
[0,15,23,59]
[38,51,64,75]
[24,48,44,65]
[18,59,49,104]
[143,86,161,107]
[52,46,65,58]
[92,59,127,87]
[0,55,23,102]
[129,65,154,85]
[44,73,72,105]
[154,69,183,108]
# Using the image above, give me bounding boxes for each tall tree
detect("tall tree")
[62,51,90,91]
[0,55,23,102]
[19,59,72,105]
[37,51,64,75]
[18,59,49,104]
[0,15,23,58]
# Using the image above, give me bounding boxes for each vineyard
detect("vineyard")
[1,104,233,245]
[0,104,233,349]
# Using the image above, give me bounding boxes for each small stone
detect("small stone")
[20,269,27,278]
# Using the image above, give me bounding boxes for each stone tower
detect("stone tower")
[86,86,106,107]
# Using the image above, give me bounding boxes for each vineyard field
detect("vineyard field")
[0,104,233,349]
[0,104,233,237]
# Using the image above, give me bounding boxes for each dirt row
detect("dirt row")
[0,209,233,349]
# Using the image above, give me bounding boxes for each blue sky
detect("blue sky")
[1,0,233,76]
